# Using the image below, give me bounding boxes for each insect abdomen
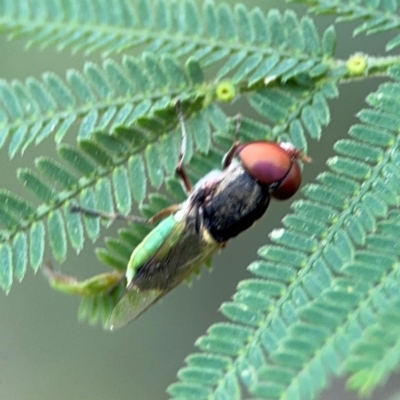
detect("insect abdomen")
[126,215,178,285]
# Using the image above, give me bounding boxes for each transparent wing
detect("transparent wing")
[106,205,223,330]
[106,240,221,329]
[106,245,219,330]
[106,288,162,331]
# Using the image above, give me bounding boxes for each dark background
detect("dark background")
[0,1,398,399]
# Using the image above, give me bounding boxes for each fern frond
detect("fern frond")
[168,65,400,400]
[0,55,203,158]
[0,1,335,81]
[294,0,400,50]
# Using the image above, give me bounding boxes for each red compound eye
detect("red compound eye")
[236,141,303,200]
[272,159,301,200]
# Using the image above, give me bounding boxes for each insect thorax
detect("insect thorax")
[201,164,271,243]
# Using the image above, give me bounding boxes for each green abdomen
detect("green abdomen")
[126,215,180,283]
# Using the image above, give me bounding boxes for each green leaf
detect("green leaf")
[284,10,305,53]
[47,211,67,262]
[79,140,113,166]
[44,72,76,108]
[80,189,100,242]
[196,336,242,356]
[0,81,23,119]
[112,166,132,215]
[220,302,263,326]
[167,382,212,400]
[18,169,56,203]
[36,158,79,189]
[0,244,12,293]
[128,155,147,203]
[8,125,28,159]
[216,51,248,80]
[64,206,84,253]
[58,144,96,175]
[29,221,45,272]
[145,144,164,188]
[248,54,280,85]
[177,366,221,385]
[12,233,27,282]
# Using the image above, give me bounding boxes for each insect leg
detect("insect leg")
[222,114,242,169]
[70,204,148,224]
[175,100,192,193]
[148,204,181,224]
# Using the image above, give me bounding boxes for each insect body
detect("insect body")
[46,104,307,330]
[109,136,305,329]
